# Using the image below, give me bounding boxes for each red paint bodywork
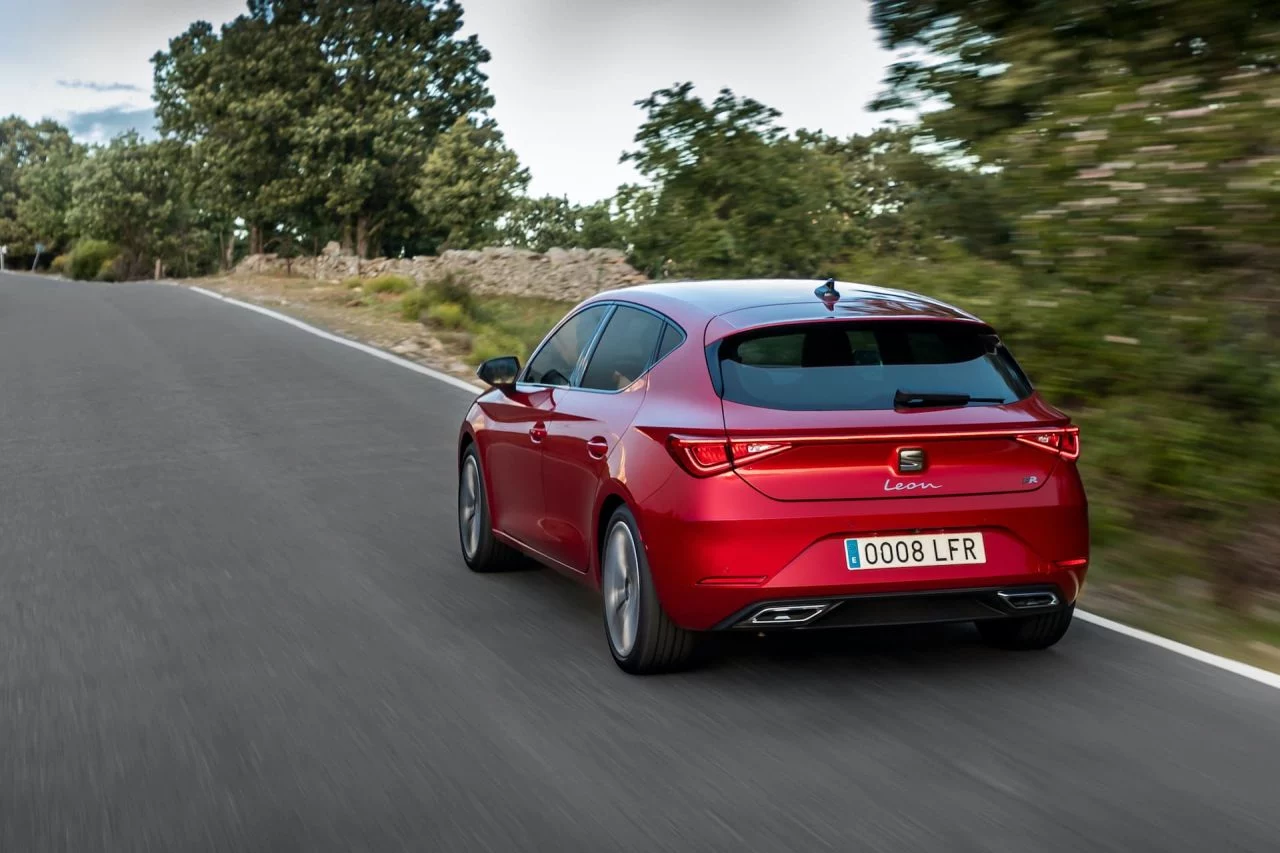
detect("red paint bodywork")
[460,279,1090,631]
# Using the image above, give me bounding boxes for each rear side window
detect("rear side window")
[581,307,666,391]
[524,305,609,386]
[717,321,1032,411]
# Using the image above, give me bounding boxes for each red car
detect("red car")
[457,279,1089,674]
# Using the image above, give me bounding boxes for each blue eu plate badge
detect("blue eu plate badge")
[845,539,861,570]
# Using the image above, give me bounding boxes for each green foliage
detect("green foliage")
[502,195,627,253]
[67,240,119,281]
[413,117,529,249]
[0,116,83,256]
[342,276,364,289]
[399,288,431,321]
[426,301,468,329]
[67,133,193,278]
[363,273,414,294]
[422,270,475,312]
[467,329,527,366]
[50,254,69,275]
[154,0,497,259]
[97,258,121,282]
[867,0,1280,601]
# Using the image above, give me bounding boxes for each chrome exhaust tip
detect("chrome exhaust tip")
[998,590,1060,610]
[748,604,831,626]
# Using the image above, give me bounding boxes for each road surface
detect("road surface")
[1,273,1278,852]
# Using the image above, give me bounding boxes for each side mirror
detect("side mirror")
[476,356,521,388]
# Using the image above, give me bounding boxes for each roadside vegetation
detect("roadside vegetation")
[0,0,1276,657]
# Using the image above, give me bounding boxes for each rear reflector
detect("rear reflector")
[668,437,791,477]
[1016,426,1081,460]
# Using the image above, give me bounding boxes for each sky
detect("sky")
[0,0,897,204]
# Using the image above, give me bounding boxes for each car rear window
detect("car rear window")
[716,321,1032,411]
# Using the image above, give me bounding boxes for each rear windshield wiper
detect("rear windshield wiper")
[894,390,1007,408]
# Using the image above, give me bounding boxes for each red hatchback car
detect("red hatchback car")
[457,279,1089,674]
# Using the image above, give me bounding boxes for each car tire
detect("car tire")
[977,604,1075,650]
[458,445,524,573]
[600,506,699,674]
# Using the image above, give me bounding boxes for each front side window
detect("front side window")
[718,320,1033,411]
[580,307,667,391]
[523,305,609,386]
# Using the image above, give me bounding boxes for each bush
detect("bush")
[342,276,364,290]
[468,329,527,366]
[364,273,414,294]
[97,258,121,282]
[423,271,474,312]
[50,254,70,275]
[400,288,430,321]
[67,240,118,281]
[426,301,469,330]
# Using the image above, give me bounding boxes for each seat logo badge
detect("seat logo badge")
[897,448,926,473]
[1024,475,1039,485]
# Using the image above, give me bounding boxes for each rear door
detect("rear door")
[713,319,1071,501]
[540,305,672,571]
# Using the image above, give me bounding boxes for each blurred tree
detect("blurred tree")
[413,116,529,250]
[620,83,850,279]
[871,0,1280,602]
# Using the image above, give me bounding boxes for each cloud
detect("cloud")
[66,106,158,142]
[57,79,145,93]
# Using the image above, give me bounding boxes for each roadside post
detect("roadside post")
[1,244,7,270]
[32,242,44,272]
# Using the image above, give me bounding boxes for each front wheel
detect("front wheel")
[977,604,1075,650]
[458,446,524,573]
[600,506,699,674]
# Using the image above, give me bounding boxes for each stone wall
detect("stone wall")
[233,242,649,302]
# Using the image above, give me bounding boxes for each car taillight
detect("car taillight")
[1016,426,1080,460]
[668,437,791,477]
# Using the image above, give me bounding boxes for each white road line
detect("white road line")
[186,282,1280,692]
[188,285,483,395]
[1074,611,1280,690]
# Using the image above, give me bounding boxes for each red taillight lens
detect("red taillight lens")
[668,437,791,477]
[1016,426,1080,460]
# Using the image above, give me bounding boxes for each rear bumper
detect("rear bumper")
[635,464,1089,632]
[712,584,1070,631]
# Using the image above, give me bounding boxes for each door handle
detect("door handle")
[529,422,547,443]
[586,436,609,459]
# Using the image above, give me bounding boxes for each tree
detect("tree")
[67,133,192,276]
[869,0,1280,602]
[0,117,78,255]
[412,116,528,250]
[153,13,319,258]
[280,0,495,257]
[501,195,625,253]
[619,84,851,279]
[18,138,85,254]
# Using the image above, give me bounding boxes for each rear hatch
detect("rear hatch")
[706,317,1077,502]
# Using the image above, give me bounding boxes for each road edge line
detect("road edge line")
[1074,610,1280,690]
[186,283,1280,692]
[187,285,483,396]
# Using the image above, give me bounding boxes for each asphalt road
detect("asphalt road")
[1,272,1278,853]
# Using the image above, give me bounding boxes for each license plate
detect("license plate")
[845,533,986,570]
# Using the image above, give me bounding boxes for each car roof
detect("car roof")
[587,279,982,327]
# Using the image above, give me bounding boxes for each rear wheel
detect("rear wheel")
[458,446,524,573]
[977,604,1075,650]
[601,506,699,674]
